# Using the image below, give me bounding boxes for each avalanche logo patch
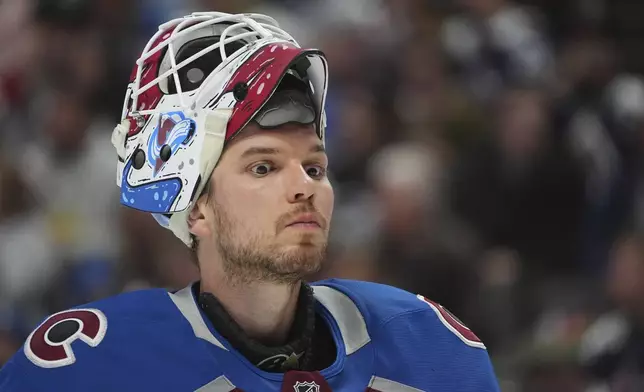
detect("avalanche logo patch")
[147,111,196,176]
[24,308,108,368]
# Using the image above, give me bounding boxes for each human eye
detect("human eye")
[248,162,275,177]
[304,164,327,180]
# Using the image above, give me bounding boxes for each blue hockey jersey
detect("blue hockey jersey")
[0,279,500,391]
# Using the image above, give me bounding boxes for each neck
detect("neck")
[200,262,302,346]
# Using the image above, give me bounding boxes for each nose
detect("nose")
[284,162,315,204]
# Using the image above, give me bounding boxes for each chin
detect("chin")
[278,242,326,270]
[282,242,325,257]
[285,237,327,251]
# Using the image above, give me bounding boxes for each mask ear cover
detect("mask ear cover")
[166,36,246,94]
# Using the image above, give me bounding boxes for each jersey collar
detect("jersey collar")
[167,282,371,358]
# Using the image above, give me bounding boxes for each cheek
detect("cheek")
[216,180,278,232]
[317,182,335,218]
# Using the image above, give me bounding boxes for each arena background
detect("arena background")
[3,0,644,390]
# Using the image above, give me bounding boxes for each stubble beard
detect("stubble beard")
[212,201,327,286]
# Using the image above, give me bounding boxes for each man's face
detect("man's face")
[199,123,333,284]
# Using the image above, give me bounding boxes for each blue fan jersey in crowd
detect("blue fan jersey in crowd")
[0,279,500,391]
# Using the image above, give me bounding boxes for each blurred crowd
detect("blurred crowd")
[3,0,644,390]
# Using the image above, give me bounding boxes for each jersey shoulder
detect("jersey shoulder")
[23,287,176,367]
[0,286,215,391]
[312,279,499,391]
[312,278,484,348]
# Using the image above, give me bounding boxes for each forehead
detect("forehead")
[224,122,322,153]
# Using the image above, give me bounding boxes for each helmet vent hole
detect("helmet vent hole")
[160,145,172,162]
[233,82,249,101]
[186,68,205,84]
[133,149,146,169]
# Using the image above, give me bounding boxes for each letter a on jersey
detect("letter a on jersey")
[24,308,108,368]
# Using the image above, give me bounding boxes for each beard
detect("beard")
[211,200,327,286]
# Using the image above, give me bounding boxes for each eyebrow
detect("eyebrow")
[240,144,325,158]
[240,147,280,159]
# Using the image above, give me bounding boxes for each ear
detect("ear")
[187,194,212,240]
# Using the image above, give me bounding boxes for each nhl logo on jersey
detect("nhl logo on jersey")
[294,381,320,392]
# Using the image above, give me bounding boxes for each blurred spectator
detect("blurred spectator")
[328,141,480,321]
[0,0,35,116]
[450,86,586,279]
[16,91,121,311]
[555,33,644,275]
[21,92,119,256]
[370,142,481,319]
[0,159,53,315]
[327,88,383,185]
[118,208,200,290]
[441,0,555,102]
[580,230,644,391]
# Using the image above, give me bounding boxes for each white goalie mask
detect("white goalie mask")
[110,12,329,246]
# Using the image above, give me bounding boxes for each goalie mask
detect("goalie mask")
[111,12,329,246]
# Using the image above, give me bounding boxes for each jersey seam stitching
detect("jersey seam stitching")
[376,307,432,329]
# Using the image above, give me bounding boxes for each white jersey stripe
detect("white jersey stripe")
[312,285,371,355]
[168,285,228,350]
[195,375,237,391]
[369,376,425,392]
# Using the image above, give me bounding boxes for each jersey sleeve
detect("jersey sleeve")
[0,307,111,391]
[0,356,38,392]
[0,288,229,392]
[373,296,501,392]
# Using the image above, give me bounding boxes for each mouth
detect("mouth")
[285,213,323,230]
